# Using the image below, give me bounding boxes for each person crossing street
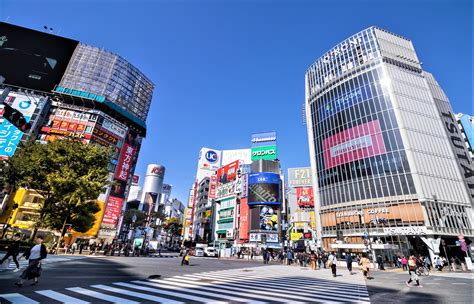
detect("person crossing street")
[15,236,48,287]
[0,233,21,272]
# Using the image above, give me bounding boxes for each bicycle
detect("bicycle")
[416,265,430,276]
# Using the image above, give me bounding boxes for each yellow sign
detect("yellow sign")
[290,232,303,241]
[294,222,305,229]
[205,210,212,218]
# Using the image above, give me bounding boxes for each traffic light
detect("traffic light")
[1,103,32,131]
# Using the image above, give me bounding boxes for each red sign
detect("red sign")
[114,142,136,182]
[217,160,240,185]
[208,175,217,199]
[238,198,249,243]
[323,119,386,169]
[102,196,123,226]
[296,187,314,208]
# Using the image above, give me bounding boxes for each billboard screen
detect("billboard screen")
[0,22,79,92]
[248,172,280,205]
[259,205,279,231]
[323,119,386,169]
[287,167,312,187]
[296,187,314,208]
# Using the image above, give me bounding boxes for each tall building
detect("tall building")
[305,26,473,261]
[0,22,155,241]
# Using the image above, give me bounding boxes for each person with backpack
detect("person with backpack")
[0,233,21,272]
[406,255,422,288]
[15,236,47,287]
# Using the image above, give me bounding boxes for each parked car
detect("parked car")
[205,247,218,257]
[195,248,205,257]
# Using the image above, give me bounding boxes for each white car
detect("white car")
[195,248,205,257]
[205,247,217,257]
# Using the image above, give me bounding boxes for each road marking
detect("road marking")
[67,287,140,304]
[113,282,228,303]
[133,280,270,304]
[35,290,90,304]
[92,284,184,303]
[0,293,39,304]
[451,283,468,285]
[424,283,440,285]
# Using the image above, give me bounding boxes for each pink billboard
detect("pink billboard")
[323,119,386,169]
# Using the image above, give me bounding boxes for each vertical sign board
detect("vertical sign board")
[238,198,250,243]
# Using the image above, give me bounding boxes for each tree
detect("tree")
[162,217,183,244]
[0,139,111,239]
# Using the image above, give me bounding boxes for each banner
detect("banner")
[238,198,249,243]
[114,142,136,182]
[323,119,386,169]
[208,175,217,199]
[296,187,314,208]
[102,196,123,227]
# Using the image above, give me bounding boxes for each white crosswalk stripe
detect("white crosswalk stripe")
[0,265,371,303]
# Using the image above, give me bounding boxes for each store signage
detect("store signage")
[114,143,136,182]
[101,196,123,227]
[290,232,303,241]
[148,165,165,177]
[251,145,277,161]
[101,118,127,138]
[92,127,119,145]
[336,208,389,218]
[250,233,261,242]
[55,86,106,102]
[208,175,218,199]
[322,37,363,63]
[205,150,218,163]
[251,131,277,147]
[296,187,314,208]
[383,226,428,236]
[440,111,474,199]
[216,182,236,200]
[288,167,312,187]
[266,234,278,243]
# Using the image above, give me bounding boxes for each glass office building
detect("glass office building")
[59,44,154,122]
[305,27,473,259]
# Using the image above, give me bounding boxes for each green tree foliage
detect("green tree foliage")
[0,139,111,237]
[122,209,147,227]
[162,217,182,237]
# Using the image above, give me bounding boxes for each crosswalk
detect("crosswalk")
[0,265,370,303]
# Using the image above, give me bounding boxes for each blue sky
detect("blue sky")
[1,0,472,202]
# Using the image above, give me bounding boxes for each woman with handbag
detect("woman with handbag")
[15,236,47,287]
[328,252,337,277]
[406,255,422,288]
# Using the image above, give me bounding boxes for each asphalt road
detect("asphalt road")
[0,254,472,303]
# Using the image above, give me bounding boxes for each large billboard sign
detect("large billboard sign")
[259,205,279,231]
[287,167,312,187]
[251,145,277,161]
[323,119,386,169]
[0,22,79,92]
[248,172,281,205]
[198,147,222,170]
[217,160,239,185]
[238,198,249,243]
[101,196,122,227]
[296,187,314,208]
[0,91,41,158]
[208,175,218,199]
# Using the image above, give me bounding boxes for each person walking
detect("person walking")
[0,233,21,272]
[322,254,328,269]
[345,253,353,274]
[377,255,385,270]
[317,254,322,269]
[287,250,294,265]
[406,255,422,288]
[15,236,47,287]
[401,256,407,271]
[328,252,337,277]
[181,249,189,266]
[310,252,317,270]
[360,254,371,279]
[262,250,268,264]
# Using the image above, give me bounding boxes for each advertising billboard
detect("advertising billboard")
[251,131,277,147]
[238,198,249,243]
[251,145,277,161]
[287,167,312,187]
[198,147,222,170]
[221,149,252,166]
[323,119,386,169]
[217,160,239,185]
[0,22,79,92]
[296,187,314,208]
[0,91,40,158]
[132,175,140,185]
[144,192,158,214]
[101,196,123,227]
[319,84,373,120]
[248,172,281,205]
[208,175,218,199]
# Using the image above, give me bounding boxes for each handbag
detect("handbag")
[328,260,333,267]
[28,262,42,278]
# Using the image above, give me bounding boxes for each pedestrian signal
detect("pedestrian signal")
[1,103,32,131]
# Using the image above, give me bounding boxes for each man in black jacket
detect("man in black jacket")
[0,233,21,271]
[15,236,47,287]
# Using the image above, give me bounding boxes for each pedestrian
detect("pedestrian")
[181,249,188,266]
[406,255,422,287]
[345,253,353,274]
[79,242,84,255]
[401,256,407,271]
[322,254,328,269]
[317,254,322,269]
[15,236,47,287]
[360,254,371,279]
[287,250,294,265]
[310,252,317,270]
[262,250,268,264]
[328,252,337,277]
[250,250,254,260]
[377,255,385,270]
[424,256,431,270]
[71,242,77,255]
[0,233,21,272]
